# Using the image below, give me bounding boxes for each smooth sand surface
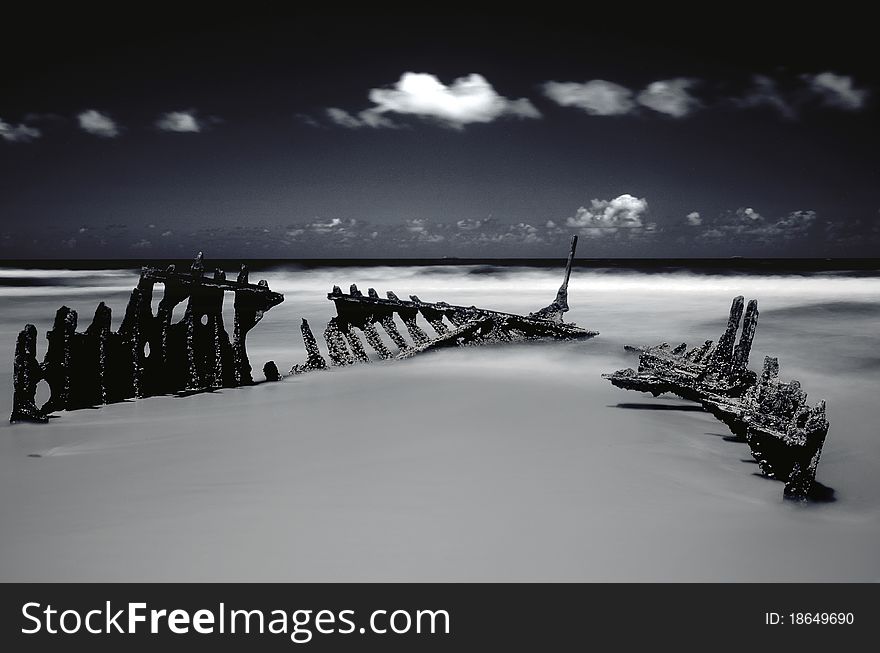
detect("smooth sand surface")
[1,265,879,581]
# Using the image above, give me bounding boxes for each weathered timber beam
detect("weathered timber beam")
[529,234,578,321]
[397,317,496,359]
[324,317,354,366]
[10,324,46,423]
[707,295,744,370]
[328,293,595,339]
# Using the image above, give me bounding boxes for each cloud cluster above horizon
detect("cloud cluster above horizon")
[313,70,869,129]
[3,70,869,143]
[540,72,867,120]
[1,109,211,143]
[3,192,874,259]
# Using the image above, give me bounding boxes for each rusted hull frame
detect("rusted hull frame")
[602,296,759,401]
[10,253,284,423]
[701,356,829,500]
[329,290,598,343]
[289,236,598,372]
[602,298,830,501]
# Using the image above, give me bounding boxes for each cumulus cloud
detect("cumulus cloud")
[699,207,817,242]
[740,207,762,222]
[308,217,360,234]
[77,110,119,137]
[326,72,541,129]
[686,211,702,226]
[636,78,701,118]
[542,80,635,116]
[804,72,868,111]
[0,118,41,143]
[156,110,203,132]
[565,194,650,236]
[734,75,797,119]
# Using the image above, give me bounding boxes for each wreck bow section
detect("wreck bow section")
[10,253,283,423]
[602,296,830,501]
[290,236,597,373]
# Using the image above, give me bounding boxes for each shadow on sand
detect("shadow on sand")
[611,403,837,503]
[611,402,705,412]
[751,473,837,503]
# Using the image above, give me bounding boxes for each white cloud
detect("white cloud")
[405,218,428,233]
[741,207,762,222]
[804,72,868,111]
[326,108,366,129]
[774,210,818,236]
[130,239,152,249]
[699,207,817,242]
[308,218,359,234]
[565,194,649,235]
[77,110,119,137]
[404,218,445,242]
[734,75,797,119]
[542,80,635,115]
[156,110,202,133]
[295,113,321,128]
[686,211,702,226]
[363,72,541,128]
[0,118,41,143]
[325,107,398,129]
[636,78,700,118]
[456,218,492,231]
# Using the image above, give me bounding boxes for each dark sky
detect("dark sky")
[1,7,877,258]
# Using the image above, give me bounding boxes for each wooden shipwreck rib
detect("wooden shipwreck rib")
[10,253,283,423]
[291,235,597,373]
[602,296,830,501]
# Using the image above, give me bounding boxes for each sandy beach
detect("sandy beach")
[1,264,879,581]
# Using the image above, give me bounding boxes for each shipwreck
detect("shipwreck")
[10,253,284,423]
[602,296,830,501]
[11,236,596,422]
[289,235,597,373]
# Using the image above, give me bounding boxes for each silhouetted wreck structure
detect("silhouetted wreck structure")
[291,236,597,374]
[602,296,830,501]
[702,357,829,500]
[604,296,759,401]
[10,253,283,423]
